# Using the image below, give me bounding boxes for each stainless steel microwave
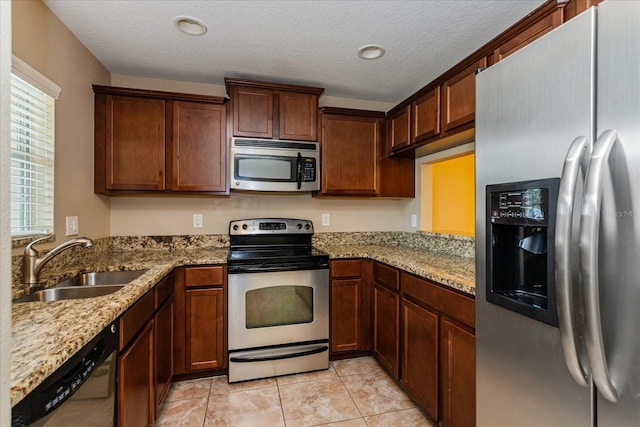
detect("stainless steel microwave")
[230,138,320,192]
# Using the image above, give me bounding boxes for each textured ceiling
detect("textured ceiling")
[43,0,545,104]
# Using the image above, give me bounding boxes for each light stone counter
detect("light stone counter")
[11,232,475,407]
[317,244,475,295]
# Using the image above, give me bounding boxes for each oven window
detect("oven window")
[245,286,313,328]
[236,156,293,181]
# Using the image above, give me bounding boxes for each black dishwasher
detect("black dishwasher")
[12,322,118,427]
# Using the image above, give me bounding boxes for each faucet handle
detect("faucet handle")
[24,234,54,255]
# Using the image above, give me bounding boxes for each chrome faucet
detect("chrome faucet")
[23,235,94,287]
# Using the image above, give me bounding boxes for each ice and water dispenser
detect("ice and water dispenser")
[486,178,560,326]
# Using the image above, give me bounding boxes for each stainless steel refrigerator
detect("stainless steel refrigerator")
[475,1,640,426]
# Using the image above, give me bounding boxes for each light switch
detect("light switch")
[66,216,79,236]
[193,214,203,228]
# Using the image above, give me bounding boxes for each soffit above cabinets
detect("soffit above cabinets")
[42,0,545,104]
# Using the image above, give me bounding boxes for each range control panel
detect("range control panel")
[229,218,314,235]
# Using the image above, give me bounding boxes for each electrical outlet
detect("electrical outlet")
[411,214,418,228]
[66,216,79,236]
[321,213,330,227]
[193,213,203,228]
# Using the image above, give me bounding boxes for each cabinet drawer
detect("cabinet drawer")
[154,273,175,309]
[374,262,399,291]
[120,290,155,349]
[331,259,362,278]
[185,266,224,288]
[401,272,475,329]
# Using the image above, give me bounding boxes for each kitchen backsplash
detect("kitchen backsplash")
[11,231,474,296]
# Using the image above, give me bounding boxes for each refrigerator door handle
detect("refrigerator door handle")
[556,135,591,387]
[580,129,619,403]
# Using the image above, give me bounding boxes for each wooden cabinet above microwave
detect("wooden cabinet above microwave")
[225,78,324,142]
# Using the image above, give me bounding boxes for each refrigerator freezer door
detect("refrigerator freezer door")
[475,7,595,427]
[594,1,640,425]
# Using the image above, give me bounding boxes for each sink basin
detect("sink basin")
[14,285,125,303]
[14,269,148,303]
[57,270,148,287]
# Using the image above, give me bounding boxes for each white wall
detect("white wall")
[109,75,403,236]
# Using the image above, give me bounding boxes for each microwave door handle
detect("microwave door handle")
[580,129,619,403]
[296,152,303,190]
[555,135,591,388]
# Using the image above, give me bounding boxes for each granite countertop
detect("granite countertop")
[11,242,475,407]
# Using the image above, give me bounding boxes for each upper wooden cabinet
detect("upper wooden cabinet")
[320,109,382,196]
[488,3,564,65]
[441,57,487,134]
[386,0,576,155]
[93,85,228,195]
[103,96,166,191]
[412,87,440,144]
[319,107,414,198]
[388,105,411,151]
[225,78,324,142]
[169,101,226,192]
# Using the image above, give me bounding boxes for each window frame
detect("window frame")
[10,56,61,245]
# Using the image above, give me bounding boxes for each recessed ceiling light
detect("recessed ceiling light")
[357,44,385,60]
[174,16,208,36]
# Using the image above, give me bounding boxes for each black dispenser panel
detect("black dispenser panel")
[486,178,560,326]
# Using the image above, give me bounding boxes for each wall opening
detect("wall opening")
[421,152,475,236]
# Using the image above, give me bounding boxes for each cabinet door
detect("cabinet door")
[489,8,562,65]
[441,57,487,133]
[331,278,362,352]
[185,287,225,371]
[279,91,318,141]
[320,114,379,195]
[106,96,165,191]
[170,101,227,192]
[440,319,476,427]
[412,87,441,143]
[389,105,411,151]
[232,86,273,138]
[118,321,154,427]
[401,299,439,420]
[373,284,400,378]
[154,296,174,412]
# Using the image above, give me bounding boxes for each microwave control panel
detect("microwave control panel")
[301,158,316,182]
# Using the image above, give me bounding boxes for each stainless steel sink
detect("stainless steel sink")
[14,269,148,303]
[56,270,148,287]
[15,285,126,303]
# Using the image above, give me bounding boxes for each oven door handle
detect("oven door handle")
[228,262,329,273]
[230,345,328,363]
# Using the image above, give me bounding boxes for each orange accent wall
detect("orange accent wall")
[431,153,475,236]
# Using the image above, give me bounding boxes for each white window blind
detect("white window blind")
[10,73,56,237]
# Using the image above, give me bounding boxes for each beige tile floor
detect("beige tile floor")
[156,356,436,427]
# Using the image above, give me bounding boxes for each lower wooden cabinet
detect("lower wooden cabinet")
[400,271,476,427]
[185,287,225,370]
[118,320,154,427]
[174,265,226,374]
[154,294,174,411]
[117,273,175,427]
[440,318,476,427]
[373,283,400,378]
[401,298,439,420]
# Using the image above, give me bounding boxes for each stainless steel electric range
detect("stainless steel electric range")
[227,218,329,383]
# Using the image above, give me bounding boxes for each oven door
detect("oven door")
[227,268,329,351]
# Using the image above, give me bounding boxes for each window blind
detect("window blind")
[10,74,55,237]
